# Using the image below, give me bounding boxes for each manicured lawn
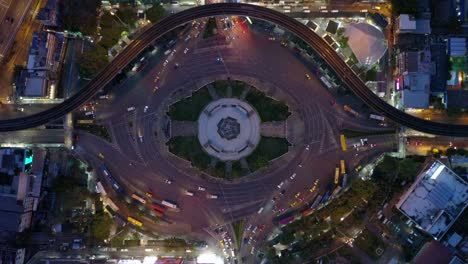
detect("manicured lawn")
[354,229,385,259]
[231,161,244,178]
[245,89,290,121]
[231,80,246,98]
[247,137,290,171]
[341,129,395,138]
[232,219,245,250]
[213,80,229,98]
[167,136,212,169]
[167,88,213,121]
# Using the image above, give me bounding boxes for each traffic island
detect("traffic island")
[165,79,292,180]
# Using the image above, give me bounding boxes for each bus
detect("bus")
[131,194,147,205]
[342,174,348,188]
[127,216,143,227]
[96,182,107,196]
[106,199,119,212]
[279,216,294,226]
[100,164,122,193]
[152,209,163,218]
[151,203,165,213]
[370,114,385,121]
[334,167,340,185]
[340,160,346,175]
[77,119,94,124]
[161,200,178,209]
[340,134,347,151]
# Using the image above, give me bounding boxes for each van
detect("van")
[127,106,135,112]
[257,207,264,214]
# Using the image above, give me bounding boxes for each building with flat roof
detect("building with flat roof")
[396,160,468,240]
[396,14,431,35]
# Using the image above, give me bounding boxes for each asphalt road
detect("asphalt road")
[0,3,466,137]
[0,0,33,62]
[74,19,397,263]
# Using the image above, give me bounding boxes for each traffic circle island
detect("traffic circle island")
[197,98,261,161]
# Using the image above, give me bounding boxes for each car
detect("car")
[163,60,169,67]
[198,186,206,191]
[309,185,317,193]
[280,189,286,195]
[281,41,287,47]
[290,173,297,180]
[145,191,153,198]
[216,57,223,63]
[355,165,362,172]
[98,153,105,159]
[184,48,189,54]
[143,105,148,113]
[207,194,218,199]
[127,106,135,112]
[271,196,277,202]
[305,144,310,151]
[153,86,159,93]
[268,36,275,41]
[290,201,298,207]
[154,76,160,82]
[305,74,311,80]
[252,226,258,233]
[164,179,172,184]
[174,63,179,69]
[277,181,284,189]
[185,190,195,196]
[295,192,301,199]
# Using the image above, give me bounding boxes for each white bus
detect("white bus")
[96,182,107,196]
[370,114,385,121]
[162,200,178,209]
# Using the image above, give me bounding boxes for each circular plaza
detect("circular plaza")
[198,98,261,161]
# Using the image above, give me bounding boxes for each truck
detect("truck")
[127,216,143,227]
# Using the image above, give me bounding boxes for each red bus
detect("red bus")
[151,203,165,213]
[153,209,163,218]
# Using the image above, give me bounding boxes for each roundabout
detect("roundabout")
[198,98,261,161]
[72,11,402,263]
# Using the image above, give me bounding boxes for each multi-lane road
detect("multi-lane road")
[0,3,467,137]
[71,17,398,262]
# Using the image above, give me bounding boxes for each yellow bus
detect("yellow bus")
[77,119,94,124]
[127,216,143,227]
[334,167,340,185]
[340,134,347,151]
[340,160,346,175]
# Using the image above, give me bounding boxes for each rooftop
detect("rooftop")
[396,160,468,240]
[345,23,387,66]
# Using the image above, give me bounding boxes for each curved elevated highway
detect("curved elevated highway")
[0,3,467,136]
